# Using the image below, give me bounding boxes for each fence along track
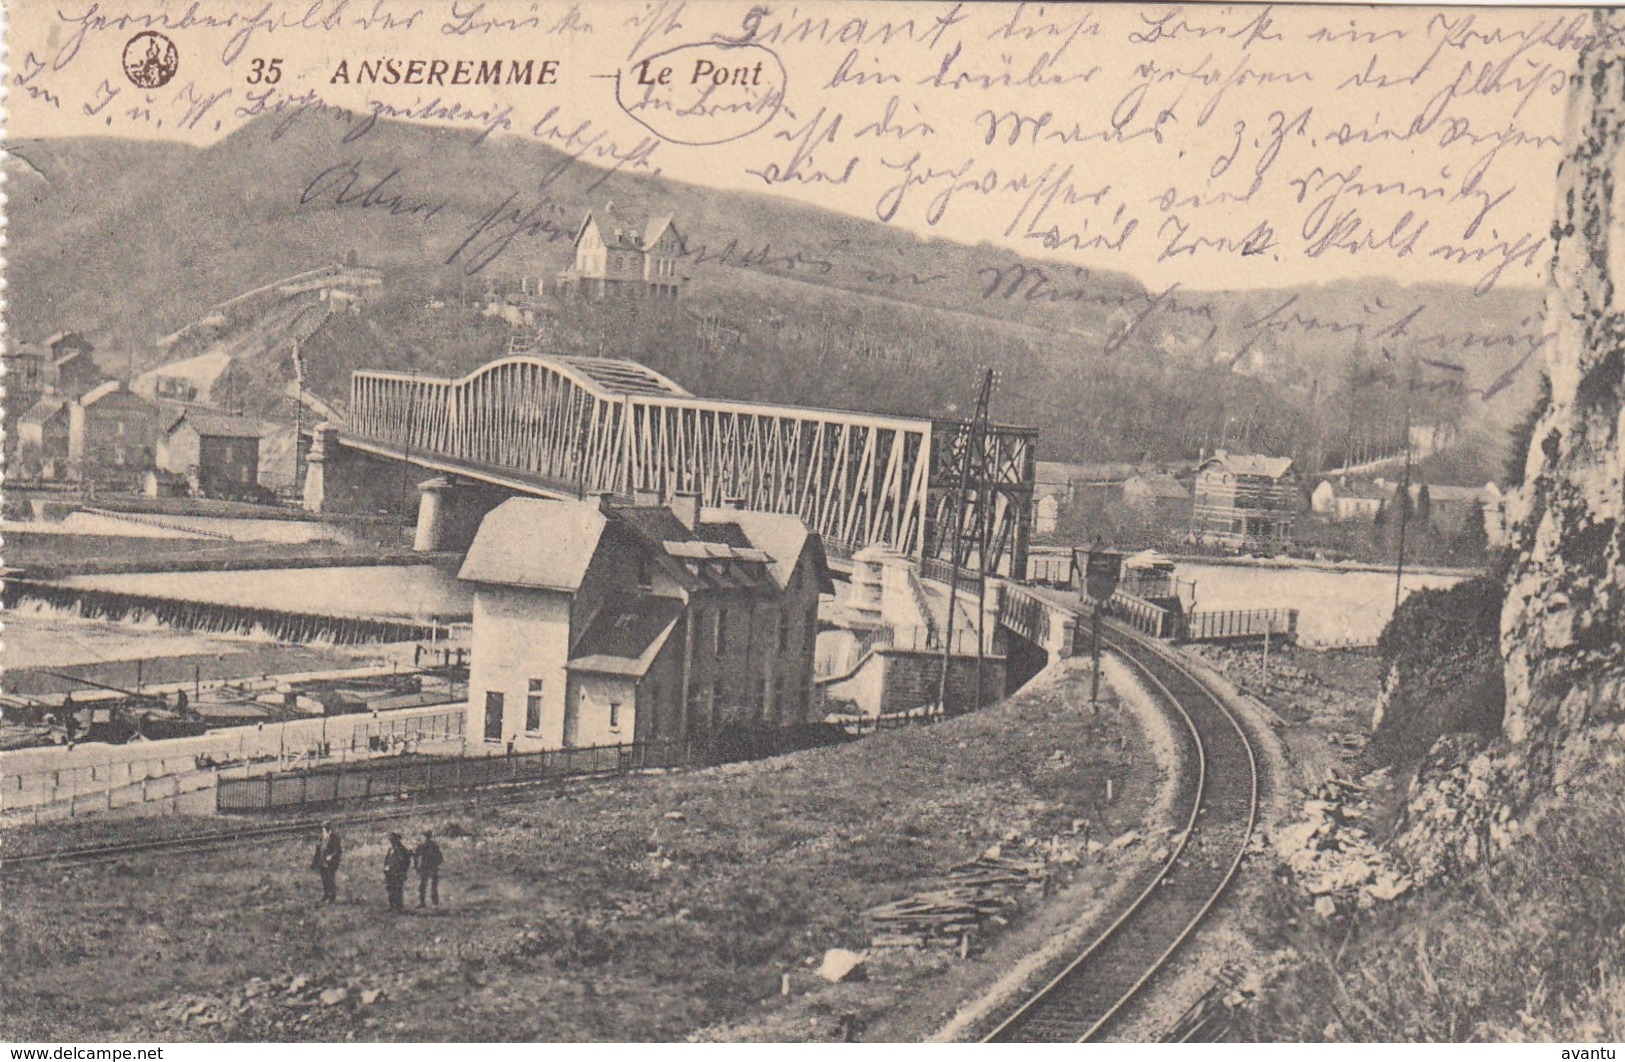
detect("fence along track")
[983,624,1260,1043]
[0,773,612,874]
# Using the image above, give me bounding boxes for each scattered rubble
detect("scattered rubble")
[1268,770,1414,911]
[155,971,402,1037]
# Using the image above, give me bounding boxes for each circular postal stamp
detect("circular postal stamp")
[123,31,180,89]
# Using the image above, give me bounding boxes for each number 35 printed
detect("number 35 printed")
[246,58,284,84]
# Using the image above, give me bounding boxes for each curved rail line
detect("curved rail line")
[983,622,1261,1043]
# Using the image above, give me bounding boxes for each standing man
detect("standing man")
[312,823,342,904]
[382,832,412,913]
[414,831,444,909]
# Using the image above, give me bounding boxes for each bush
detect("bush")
[1369,574,1506,769]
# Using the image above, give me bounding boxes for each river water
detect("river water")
[1173,561,1468,646]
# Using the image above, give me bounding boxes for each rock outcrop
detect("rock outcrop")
[1397,11,1625,880]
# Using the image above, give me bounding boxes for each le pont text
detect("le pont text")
[635,57,768,87]
[330,58,561,86]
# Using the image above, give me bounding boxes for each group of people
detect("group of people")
[312,824,444,912]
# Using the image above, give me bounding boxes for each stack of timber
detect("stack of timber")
[866,852,1047,949]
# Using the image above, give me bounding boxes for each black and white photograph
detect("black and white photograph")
[0,0,1621,1046]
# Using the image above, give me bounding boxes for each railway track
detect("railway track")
[0,777,601,874]
[983,622,1261,1043]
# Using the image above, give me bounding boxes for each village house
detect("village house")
[1031,461,1136,538]
[68,382,160,484]
[43,332,104,398]
[1311,478,1388,522]
[4,343,48,407]
[557,204,684,299]
[1379,480,1502,538]
[1121,469,1191,527]
[157,409,263,497]
[17,396,73,476]
[458,493,831,752]
[1191,451,1298,551]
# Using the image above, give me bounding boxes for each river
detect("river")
[48,565,472,622]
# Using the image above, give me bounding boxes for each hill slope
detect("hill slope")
[6,114,1545,473]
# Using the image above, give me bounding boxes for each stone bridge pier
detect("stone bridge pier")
[302,425,514,552]
[411,477,512,553]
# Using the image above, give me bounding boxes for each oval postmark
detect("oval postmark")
[123,31,180,89]
[616,43,786,147]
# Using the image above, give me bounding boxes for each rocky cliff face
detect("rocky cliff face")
[1397,11,1625,881]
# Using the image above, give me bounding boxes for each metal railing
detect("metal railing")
[1026,553,1075,586]
[1182,609,1298,642]
[1106,591,1176,638]
[216,738,703,812]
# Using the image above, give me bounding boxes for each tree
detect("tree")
[1415,483,1433,529]
[1503,372,1551,487]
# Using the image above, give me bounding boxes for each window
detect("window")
[637,553,653,591]
[484,691,505,742]
[609,702,621,730]
[715,609,727,655]
[525,679,543,732]
[778,611,791,652]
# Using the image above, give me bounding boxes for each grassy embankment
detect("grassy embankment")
[1242,758,1625,1041]
[1209,575,1623,1041]
[1,660,1178,1043]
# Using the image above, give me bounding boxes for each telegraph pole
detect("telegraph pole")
[1393,362,1416,613]
[938,369,994,717]
[291,338,305,494]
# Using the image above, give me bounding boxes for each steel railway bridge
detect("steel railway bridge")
[324,354,1037,576]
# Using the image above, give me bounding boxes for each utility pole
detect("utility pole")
[1090,602,1102,712]
[938,369,994,718]
[291,338,305,495]
[1393,361,1416,613]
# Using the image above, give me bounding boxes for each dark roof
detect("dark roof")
[701,508,832,593]
[579,206,676,253]
[613,505,778,594]
[567,595,684,676]
[167,409,262,439]
[19,396,69,426]
[1037,461,1136,485]
[612,504,693,546]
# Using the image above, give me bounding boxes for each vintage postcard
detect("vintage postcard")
[2,0,1622,1046]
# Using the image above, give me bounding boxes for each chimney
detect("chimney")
[591,491,617,515]
[721,495,744,511]
[672,490,701,530]
[634,487,662,508]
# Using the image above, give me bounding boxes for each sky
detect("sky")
[5,0,1598,291]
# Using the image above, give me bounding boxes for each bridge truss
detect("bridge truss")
[346,355,1036,575]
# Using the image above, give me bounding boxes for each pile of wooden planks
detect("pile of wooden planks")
[867,853,1047,949]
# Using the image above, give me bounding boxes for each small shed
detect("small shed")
[159,409,263,496]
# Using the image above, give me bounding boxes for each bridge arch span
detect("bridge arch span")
[344,353,1036,572]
